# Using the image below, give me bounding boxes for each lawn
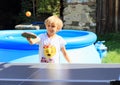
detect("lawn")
[97,32,120,63]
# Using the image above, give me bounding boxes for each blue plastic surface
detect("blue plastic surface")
[95,41,107,58]
[0,30,101,63]
[0,30,97,50]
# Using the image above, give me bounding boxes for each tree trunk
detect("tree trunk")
[60,0,64,20]
[96,0,119,35]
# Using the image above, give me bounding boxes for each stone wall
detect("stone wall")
[63,0,96,32]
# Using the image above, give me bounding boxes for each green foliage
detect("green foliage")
[18,0,34,23]
[36,0,60,15]
[18,0,60,23]
[97,33,120,63]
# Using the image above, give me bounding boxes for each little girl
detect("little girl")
[22,15,71,63]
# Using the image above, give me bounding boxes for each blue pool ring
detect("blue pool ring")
[0,30,97,50]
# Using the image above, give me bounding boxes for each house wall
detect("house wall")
[63,0,96,32]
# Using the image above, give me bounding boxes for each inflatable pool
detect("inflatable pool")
[0,30,101,63]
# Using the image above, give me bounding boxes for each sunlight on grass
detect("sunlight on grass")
[102,51,120,63]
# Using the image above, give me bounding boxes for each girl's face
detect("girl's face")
[46,23,58,37]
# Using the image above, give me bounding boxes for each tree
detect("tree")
[36,0,60,15]
[19,0,61,22]
[96,0,119,35]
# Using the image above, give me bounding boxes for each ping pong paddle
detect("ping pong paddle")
[21,32,37,38]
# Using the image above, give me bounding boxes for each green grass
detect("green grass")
[97,33,120,63]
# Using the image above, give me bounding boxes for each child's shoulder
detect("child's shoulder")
[38,33,46,37]
[38,33,46,39]
[56,34,65,40]
[56,34,62,38]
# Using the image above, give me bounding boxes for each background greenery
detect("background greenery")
[97,33,120,63]
[19,0,60,23]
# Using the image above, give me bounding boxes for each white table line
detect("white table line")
[0,78,112,83]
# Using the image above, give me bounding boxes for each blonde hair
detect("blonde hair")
[44,15,63,31]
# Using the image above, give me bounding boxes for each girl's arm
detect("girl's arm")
[26,37,40,44]
[61,47,71,63]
